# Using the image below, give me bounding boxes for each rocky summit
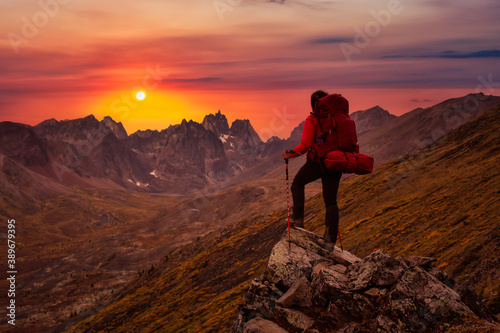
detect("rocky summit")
[232,228,499,333]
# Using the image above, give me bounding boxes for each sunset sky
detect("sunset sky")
[1,0,499,139]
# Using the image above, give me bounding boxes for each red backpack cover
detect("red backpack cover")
[312,94,374,174]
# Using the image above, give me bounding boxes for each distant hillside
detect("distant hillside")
[350,105,397,135]
[64,104,500,332]
[357,93,500,165]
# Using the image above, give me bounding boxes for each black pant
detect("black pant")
[291,159,342,238]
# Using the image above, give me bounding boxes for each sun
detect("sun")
[136,91,146,101]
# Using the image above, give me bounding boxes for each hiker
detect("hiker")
[282,90,342,246]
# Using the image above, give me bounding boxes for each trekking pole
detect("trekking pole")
[285,159,291,246]
[338,229,343,252]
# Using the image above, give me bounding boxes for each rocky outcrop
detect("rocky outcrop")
[232,228,499,332]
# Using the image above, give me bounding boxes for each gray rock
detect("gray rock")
[347,249,407,291]
[363,287,381,297]
[277,277,313,308]
[263,229,329,290]
[243,317,289,333]
[328,248,361,267]
[245,279,283,310]
[275,307,315,332]
[326,292,374,324]
[311,263,350,307]
[390,264,472,317]
[426,267,455,289]
[374,315,399,333]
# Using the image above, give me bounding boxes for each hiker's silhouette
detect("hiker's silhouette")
[282,90,343,246]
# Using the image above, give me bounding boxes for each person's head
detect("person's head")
[310,90,328,111]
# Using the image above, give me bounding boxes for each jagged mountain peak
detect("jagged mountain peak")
[176,118,208,132]
[130,128,160,138]
[229,119,263,144]
[101,116,128,139]
[202,110,230,137]
[33,113,113,143]
[36,118,58,127]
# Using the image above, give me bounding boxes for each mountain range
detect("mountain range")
[0,110,297,194]
[3,93,499,197]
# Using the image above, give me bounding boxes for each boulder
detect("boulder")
[274,307,314,332]
[276,277,313,308]
[346,250,407,291]
[242,317,289,333]
[262,229,330,290]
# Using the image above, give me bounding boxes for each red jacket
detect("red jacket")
[291,114,318,161]
[291,113,359,161]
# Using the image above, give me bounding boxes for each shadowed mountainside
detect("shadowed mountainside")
[350,105,397,135]
[62,104,500,332]
[357,93,500,166]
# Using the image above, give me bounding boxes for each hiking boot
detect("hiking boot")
[323,227,337,245]
[292,218,304,228]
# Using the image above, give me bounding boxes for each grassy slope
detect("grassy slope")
[66,211,286,332]
[67,105,500,332]
[0,189,186,333]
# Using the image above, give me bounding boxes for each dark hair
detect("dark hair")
[310,90,328,111]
